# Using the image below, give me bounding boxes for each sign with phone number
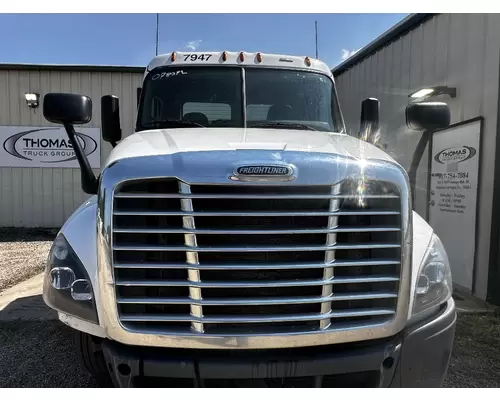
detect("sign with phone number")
[428,119,481,291]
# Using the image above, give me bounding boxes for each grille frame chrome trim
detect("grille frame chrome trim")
[97,150,412,349]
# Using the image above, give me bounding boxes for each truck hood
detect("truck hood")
[105,128,395,168]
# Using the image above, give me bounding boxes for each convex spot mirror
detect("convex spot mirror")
[406,102,450,131]
[43,93,92,125]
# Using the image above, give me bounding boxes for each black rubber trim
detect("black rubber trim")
[101,336,403,387]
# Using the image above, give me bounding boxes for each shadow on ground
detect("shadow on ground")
[0,293,56,322]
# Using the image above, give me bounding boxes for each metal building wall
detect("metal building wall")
[0,66,144,228]
[334,13,500,300]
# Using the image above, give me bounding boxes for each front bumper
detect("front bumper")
[102,298,456,388]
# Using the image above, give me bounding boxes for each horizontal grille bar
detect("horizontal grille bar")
[113,243,401,252]
[119,308,396,323]
[114,210,400,217]
[117,292,398,305]
[114,193,400,200]
[115,275,399,288]
[113,259,401,270]
[113,226,401,235]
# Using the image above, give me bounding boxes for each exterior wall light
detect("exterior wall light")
[409,86,457,100]
[25,92,40,108]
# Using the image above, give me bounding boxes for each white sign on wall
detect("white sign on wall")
[428,118,482,292]
[0,126,100,168]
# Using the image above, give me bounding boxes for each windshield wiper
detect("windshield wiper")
[248,122,317,131]
[143,119,206,128]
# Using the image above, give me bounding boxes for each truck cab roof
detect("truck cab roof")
[145,51,333,78]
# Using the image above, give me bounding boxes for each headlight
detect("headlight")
[411,233,453,319]
[42,233,98,324]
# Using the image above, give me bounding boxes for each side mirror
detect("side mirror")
[359,98,379,138]
[101,95,122,146]
[406,102,450,131]
[43,93,92,125]
[42,93,97,195]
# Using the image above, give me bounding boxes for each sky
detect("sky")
[0,13,408,69]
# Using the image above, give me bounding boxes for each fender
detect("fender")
[56,195,105,337]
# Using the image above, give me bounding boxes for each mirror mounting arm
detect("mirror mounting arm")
[408,129,431,205]
[63,123,98,195]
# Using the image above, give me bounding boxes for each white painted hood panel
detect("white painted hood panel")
[105,128,396,168]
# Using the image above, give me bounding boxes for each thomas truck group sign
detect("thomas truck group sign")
[0,126,100,168]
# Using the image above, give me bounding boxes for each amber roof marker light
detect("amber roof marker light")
[171,52,176,62]
[256,52,263,63]
[222,51,228,62]
[305,56,311,66]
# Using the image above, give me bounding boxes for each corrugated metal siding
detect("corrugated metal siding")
[0,68,143,228]
[334,13,500,300]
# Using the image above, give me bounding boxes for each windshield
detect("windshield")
[137,66,342,132]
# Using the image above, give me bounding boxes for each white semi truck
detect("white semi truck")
[42,51,456,388]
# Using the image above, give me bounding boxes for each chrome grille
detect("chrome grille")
[112,178,402,335]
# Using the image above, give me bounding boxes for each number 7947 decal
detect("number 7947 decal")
[183,54,212,61]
